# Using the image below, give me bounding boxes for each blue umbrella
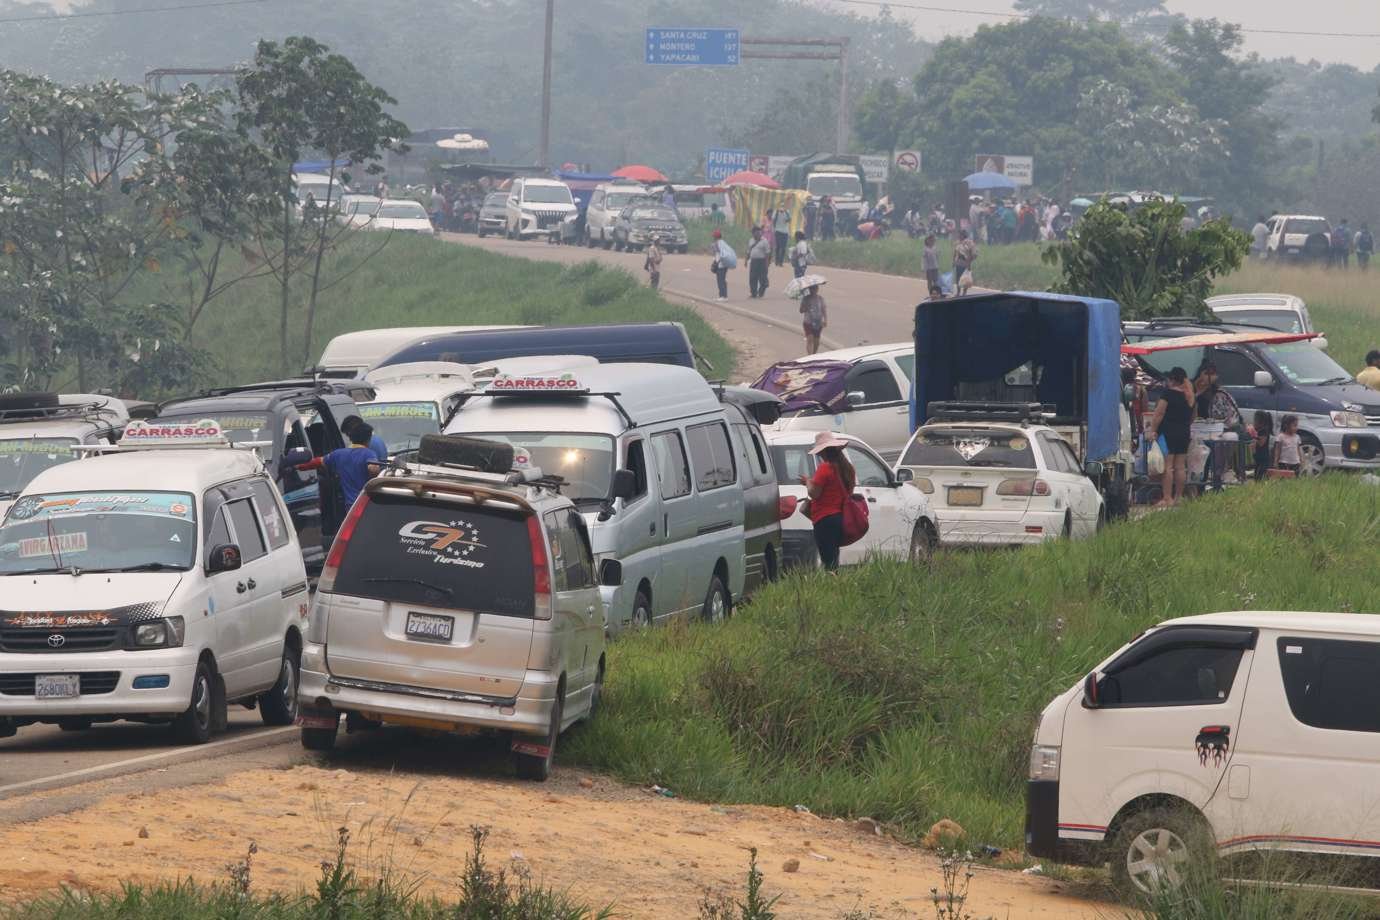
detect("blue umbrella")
[963,171,1018,191]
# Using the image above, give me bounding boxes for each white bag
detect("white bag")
[1147,442,1165,476]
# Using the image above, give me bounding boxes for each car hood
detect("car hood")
[373,218,432,231]
[1295,381,1380,413]
[0,571,184,618]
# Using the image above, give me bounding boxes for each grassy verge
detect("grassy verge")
[564,477,1380,850]
[171,234,735,390]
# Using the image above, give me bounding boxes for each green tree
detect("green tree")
[235,36,408,374]
[1075,79,1224,191]
[1041,199,1249,319]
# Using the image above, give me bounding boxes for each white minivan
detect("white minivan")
[1028,611,1380,897]
[0,420,309,744]
[444,364,746,635]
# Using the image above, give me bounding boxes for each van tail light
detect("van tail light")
[527,515,553,621]
[996,478,1050,497]
[317,495,370,595]
[778,495,799,520]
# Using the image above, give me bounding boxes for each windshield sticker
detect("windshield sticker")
[0,439,77,456]
[953,437,992,462]
[361,403,437,419]
[261,506,283,542]
[7,492,194,522]
[1008,437,1029,452]
[210,416,270,431]
[398,519,487,569]
[18,532,88,558]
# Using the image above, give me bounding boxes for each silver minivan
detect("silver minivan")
[444,363,747,635]
[297,435,617,780]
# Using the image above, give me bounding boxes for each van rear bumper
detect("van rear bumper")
[1025,780,1102,865]
[299,661,557,736]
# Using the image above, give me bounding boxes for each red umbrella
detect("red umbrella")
[722,170,781,189]
[612,164,668,183]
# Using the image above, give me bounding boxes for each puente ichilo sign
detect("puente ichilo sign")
[645,29,740,66]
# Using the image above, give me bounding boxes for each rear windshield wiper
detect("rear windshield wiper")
[363,577,454,598]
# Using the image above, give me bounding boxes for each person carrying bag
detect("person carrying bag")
[798,431,863,570]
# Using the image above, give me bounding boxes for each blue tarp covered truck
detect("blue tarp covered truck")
[912,292,1134,516]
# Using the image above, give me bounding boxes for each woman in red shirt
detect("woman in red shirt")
[799,431,856,570]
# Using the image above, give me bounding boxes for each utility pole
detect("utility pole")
[539,0,555,168]
[741,37,850,153]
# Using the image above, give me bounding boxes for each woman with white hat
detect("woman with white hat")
[799,430,855,570]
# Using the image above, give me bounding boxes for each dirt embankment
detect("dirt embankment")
[0,764,1113,918]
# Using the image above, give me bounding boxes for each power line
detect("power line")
[824,0,1380,39]
[0,0,267,25]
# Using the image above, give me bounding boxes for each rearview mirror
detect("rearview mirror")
[207,543,242,575]
[282,447,313,468]
[1083,460,1104,480]
[598,558,623,588]
[845,391,866,408]
[1253,371,1275,388]
[895,467,914,483]
[1082,671,1101,709]
[610,469,637,501]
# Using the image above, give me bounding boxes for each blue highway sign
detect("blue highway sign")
[645,28,740,66]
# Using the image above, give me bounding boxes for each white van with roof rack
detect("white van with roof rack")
[0,393,130,521]
[443,363,746,635]
[297,434,617,780]
[0,420,309,744]
[315,326,530,379]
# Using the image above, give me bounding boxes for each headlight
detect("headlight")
[1331,410,1365,428]
[131,616,184,649]
[1029,744,1061,781]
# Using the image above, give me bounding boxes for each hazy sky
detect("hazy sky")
[817,0,1380,69]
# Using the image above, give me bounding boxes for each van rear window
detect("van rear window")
[332,495,535,617]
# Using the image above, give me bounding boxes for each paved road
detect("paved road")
[444,232,927,377]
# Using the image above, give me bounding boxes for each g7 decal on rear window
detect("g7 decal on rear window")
[398,519,487,569]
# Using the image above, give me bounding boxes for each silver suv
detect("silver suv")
[297,435,618,780]
[583,182,652,249]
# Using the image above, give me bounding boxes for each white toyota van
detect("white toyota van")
[1028,611,1380,897]
[444,364,746,635]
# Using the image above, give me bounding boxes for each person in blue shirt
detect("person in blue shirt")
[297,423,382,509]
[341,415,388,462]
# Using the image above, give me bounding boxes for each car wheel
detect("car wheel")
[301,718,339,752]
[679,245,689,254]
[602,238,613,250]
[477,228,486,238]
[513,690,562,781]
[1110,807,1212,899]
[172,659,216,745]
[1299,436,1326,476]
[1062,512,1073,539]
[701,575,730,624]
[631,589,652,629]
[614,239,624,252]
[1096,507,1108,533]
[258,646,300,726]
[587,661,604,722]
[584,230,595,248]
[909,520,938,562]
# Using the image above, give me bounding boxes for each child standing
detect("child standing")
[1272,414,1301,475]
[1251,410,1273,481]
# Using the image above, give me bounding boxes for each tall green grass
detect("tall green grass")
[565,477,1380,849]
[167,234,735,390]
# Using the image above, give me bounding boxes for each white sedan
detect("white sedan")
[360,199,435,235]
[765,431,937,569]
[893,421,1105,546]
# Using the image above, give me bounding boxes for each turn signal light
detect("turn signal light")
[996,478,1050,496]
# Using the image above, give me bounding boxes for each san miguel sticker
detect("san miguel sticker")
[398,520,487,569]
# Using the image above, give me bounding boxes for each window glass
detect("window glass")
[226,498,267,562]
[206,507,232,558]
[545,509,594,591]
[1098,646,1244,707]
[1058,441,1083,475]
[686,422,736,491]
[845,364,902,404]
[902,428,1036,469]
[1278,637,1380,733]
[1038,433,1074,473]
[851,448,890,487]
[769,444,815,486]
[624,440,649,500]
[1211,348,1264,387]
[748,427,772,479]
[651,431,692,499]
[0,490,197,575]
[894,354,916,386]
[250,480,290,550]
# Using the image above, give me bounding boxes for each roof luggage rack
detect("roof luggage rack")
[927,401,1056,424]
[196,377,375,401]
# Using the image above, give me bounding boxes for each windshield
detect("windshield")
[0,490,197,575]
[901,428,1037,469]
[807,175,863,198]
[633,208,678,222]
[1283,218,1329,236]
[524,185,574,205]
[0,438,80,498]
[606,192,648,210]
[1215,309,1303,333]
[379,202,427,220]
[465,432,614,503]
[152,414,273,454]
[360,401,440,453]
[1261,342,1353,386]
[348,199,382,216]
[484,193,507,207]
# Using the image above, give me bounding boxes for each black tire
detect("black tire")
[909,520,938,562]
[1109,806,1214,900]
[0,391,57,412]
[258,646,300,726]
[701,574,730,624]
[1062,512,1073,539]
[58,718,93,732]
[678,245,689,255]
[172,659,216,745]
[477,228,486,239]
[631,588,653,629]
[514,691,562,781]
[301,720,339,752]
[602,238,613,251]
[614,239,624,252]
[586,661,604,722]
[1096,508,1108,533]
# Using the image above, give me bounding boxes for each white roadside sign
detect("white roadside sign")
[859,154,890,184]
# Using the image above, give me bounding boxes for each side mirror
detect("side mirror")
[282,447,313,468]
[1083,460,1104,480]
[1082,671,1101,709]
[1312,335,1329,350]
[610,469,637,502]
[845,391,866,408]
[207,543,242,574]
[1253,370,1275,388]
[895,467,915,483]
[598,558,623,587]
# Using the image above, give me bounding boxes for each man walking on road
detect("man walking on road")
[711,229,734,302]
[790,231,813,279]
[772,206,792,267]
[953,230,977,294]
[747,226,772,298]
[644,235,663,290]
[1250,215,1270,259]
[922,234,941,296]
